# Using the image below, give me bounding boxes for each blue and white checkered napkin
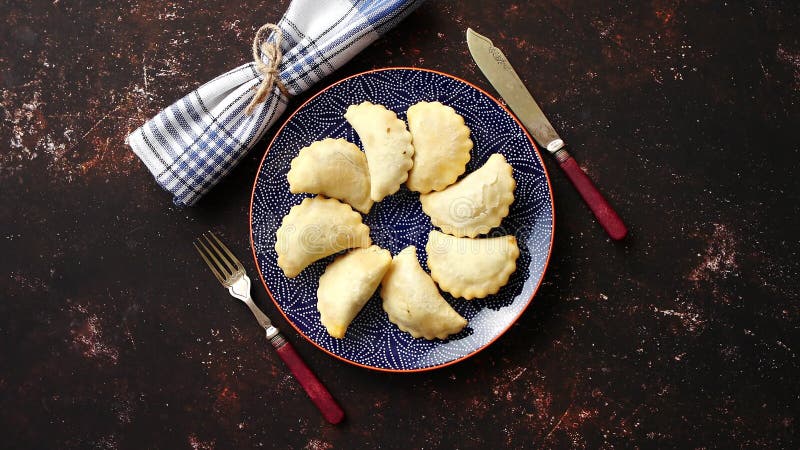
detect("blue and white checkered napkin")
[127,0,424,206]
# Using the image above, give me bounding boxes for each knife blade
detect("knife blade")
[467,28,628,240]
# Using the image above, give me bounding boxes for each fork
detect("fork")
[194,231,344,424]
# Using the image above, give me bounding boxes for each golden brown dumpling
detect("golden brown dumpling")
[345,102,414,202]
[426,230,519,299]
[420,153,515,237]
[380,246,467,340]
[317,246,392,338]
[275,197,371,278]
[287,138,373,213]
[406,101,472,193]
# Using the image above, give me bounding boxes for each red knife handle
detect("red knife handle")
[270,332,345,424]
[557,151,628,240]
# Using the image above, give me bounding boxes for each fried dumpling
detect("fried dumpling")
[275,197,372,278]
[380,246,468,340]
[344,102,414,202]
[317,245,392,339]
[406,101,472,193]
[287,138,373,213]
[420,153,516,238]
[426,230,520,300]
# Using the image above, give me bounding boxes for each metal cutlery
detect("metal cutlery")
[467,28,628,240]
[194,231,344,424]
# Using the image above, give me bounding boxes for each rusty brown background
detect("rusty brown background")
[1,0,798,448]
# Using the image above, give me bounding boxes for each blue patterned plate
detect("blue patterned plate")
[250,68,554,372]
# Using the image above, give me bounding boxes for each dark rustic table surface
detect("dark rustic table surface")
[2,1,798,448]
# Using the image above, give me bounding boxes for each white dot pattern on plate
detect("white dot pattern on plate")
[251,69,554,371]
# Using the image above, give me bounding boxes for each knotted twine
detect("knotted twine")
[245,24,290,115]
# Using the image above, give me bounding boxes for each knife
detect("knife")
[466,28,628,240]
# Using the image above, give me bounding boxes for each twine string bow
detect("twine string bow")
[245,23,290,115]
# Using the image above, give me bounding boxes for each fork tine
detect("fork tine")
[197,238,232,278]
[199,238,231,276]
[202,232,237,274]
[207,231,243,271]
[194,242,226,284]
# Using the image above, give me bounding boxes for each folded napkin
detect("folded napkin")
[127,0,424,206]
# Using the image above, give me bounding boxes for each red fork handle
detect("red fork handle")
[271,332,345,424]
[557,152,628,240]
